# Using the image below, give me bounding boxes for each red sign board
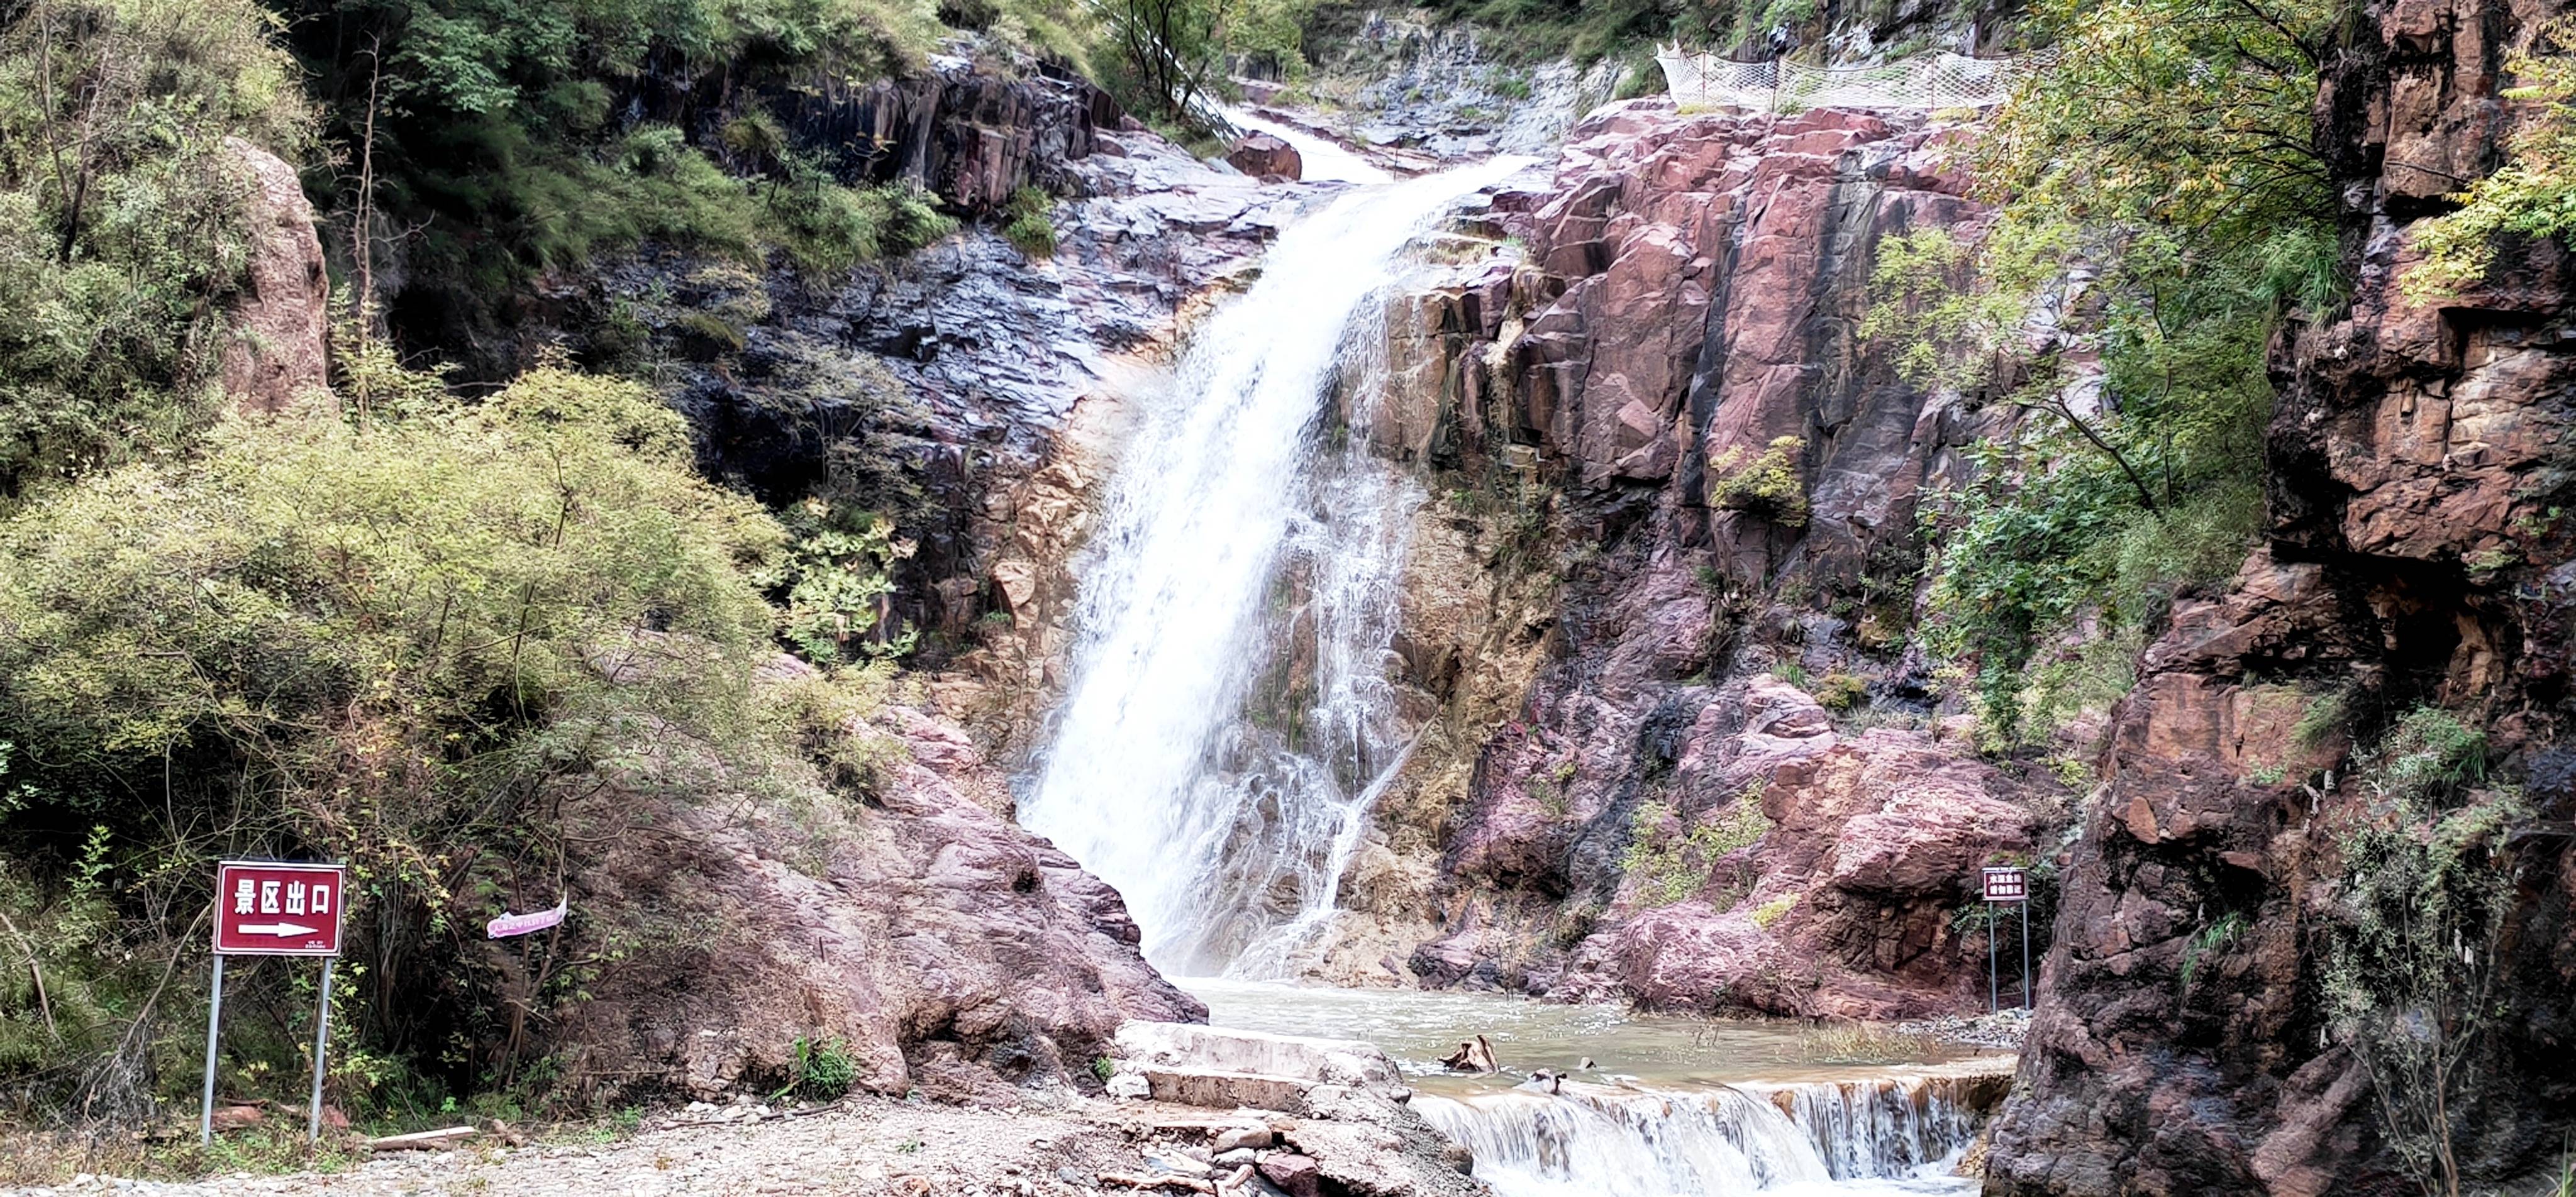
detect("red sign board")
[1981,866,2029,903]
[213,861,346,956]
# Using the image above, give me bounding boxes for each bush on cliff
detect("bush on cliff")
[1868,0,2340,747]
[2324,712,2522,1197]
[1707,436,1809,529]
[0,0,311,507]
[0,364,806,1121]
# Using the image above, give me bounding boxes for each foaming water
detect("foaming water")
[1020,160,1523,976]
[1418,1081,1980,1197]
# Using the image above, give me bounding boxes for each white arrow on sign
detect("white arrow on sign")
[235,922,319,937]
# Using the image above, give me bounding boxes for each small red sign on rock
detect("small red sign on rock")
[213,861,346,956]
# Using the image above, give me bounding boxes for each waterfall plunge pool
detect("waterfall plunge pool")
[1188,979,2004,1196]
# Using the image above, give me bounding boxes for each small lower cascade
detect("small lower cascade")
[1757,1076,1983,1182]
[1417,1075,1987,1196]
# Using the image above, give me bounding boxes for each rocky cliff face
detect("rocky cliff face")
[1984,1,2576,1192]
[531,92,1316,671]
[1249,101,2074,1018]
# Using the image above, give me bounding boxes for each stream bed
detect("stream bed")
[1190,979,1999,1196]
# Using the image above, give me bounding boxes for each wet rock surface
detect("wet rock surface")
[1982,1,2576,1192]
[1294,10,1633,157]
[563,124,1325,657]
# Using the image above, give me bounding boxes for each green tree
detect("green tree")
[0,367,792,1110]
[1099,0,1237,120]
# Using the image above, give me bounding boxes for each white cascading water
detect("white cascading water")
[1021,158,1524,976]
[1416,1078,1982,1197]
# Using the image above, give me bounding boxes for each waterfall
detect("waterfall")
[1021,160,1523,976]
[1415,1078,1984,1196]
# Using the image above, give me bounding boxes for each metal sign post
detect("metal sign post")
[199,955,225,1145]
[1981,866,2029,1012]
[204,860,347,1145]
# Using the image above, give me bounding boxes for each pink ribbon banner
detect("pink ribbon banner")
[486,900,567,939]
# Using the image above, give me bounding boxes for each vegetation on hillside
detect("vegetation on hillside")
[0,0,311,505]
[0,356,814,1120]
[2323,708,2522,1197]
[1867,0,2342,747]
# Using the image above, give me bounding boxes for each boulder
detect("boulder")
[218,138,329,413]
[1257,1153,1323,1197]
[1226,132,1304,180]
[548,678,1203,1103]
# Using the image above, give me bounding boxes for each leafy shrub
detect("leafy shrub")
[760,500,918,665]
[1814,671,1867,711]
[2177,911,2246,989]
[494,130,958,277]
[782,1035,858,1100]
[2364,706,2487,807]
[1707,436,1809,527]
[2323,781,2526,1197]
[2407,17,2576,299]
[1750,895,1797,929]
[1622,790,1768,907]
[0,368,794,1118]
[1001,186,1057,258]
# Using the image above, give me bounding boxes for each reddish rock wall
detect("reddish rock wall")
[552,694,1202,1103]
[1984,1,2576,1191]
[1335,101,2065,1017]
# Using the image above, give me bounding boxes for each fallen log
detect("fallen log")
[365,1126,477,1152]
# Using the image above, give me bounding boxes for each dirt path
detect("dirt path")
[10,1096,1332,1197]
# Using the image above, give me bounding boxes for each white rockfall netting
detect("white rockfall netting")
[1655,46,2038,112]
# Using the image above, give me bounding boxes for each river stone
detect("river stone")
[1212,1125,1275,1152]
[1255,1153,1322,1197]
